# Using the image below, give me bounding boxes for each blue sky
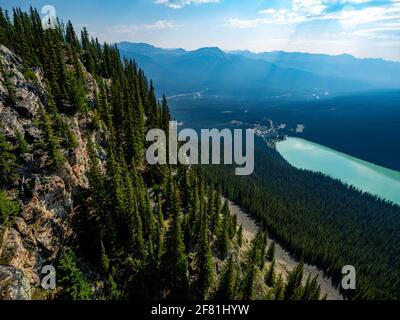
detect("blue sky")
[1,0,400,60]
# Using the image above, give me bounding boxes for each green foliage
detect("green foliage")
[0,191,20,225]
[0,7,328,301]
[161,191,189,299]
[284,259,304,300]
[0,131,19,186]
[0,59,17,106]
[266,241,275,262]
[215,255,236,300]
[195,211,215,299]
[216,201,231,259]
[57,249,92,300]
[201,147,400,299]
[274,275,285,300]
[66,70,87,114]
[99,239,110,274]
[23,66,38,85]
[242,263,256,300]
[38,105,66,167]
[15,131,29,154]
[300,274,321,300]
[242,230,266,299]
[107,274,122,300]
[265,259,276,287]
[237,224,243,247]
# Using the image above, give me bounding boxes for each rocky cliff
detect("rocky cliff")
[0,45,101,300]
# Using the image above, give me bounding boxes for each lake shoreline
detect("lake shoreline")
[276,137,400,206]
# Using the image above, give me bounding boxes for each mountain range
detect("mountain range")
[118,42,400,99]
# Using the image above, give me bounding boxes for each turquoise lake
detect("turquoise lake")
[276,137,400,206]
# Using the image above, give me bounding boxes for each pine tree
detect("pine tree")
[161,94,170,133]
[215,255,236,300]
[237,224,243,247]
[229,214,237,239]
[217,200,231,259]
[58,249,92,300]
[66,70,87,114]
[155,197,164,259]
[266,241,275,261]
[259,232,267,269]
[242,263,256,300]
[274,274,285,300]
[99,239,110,274]
[211,192,221,234]
[15,130,29,154]
[284,259,304,300]
[87,138,115,245]
[265,259,276,287]
[147,81,159,128]
[242,230,266,300]
[38,104,66,167]
[45,88,78,151]
[0,8,9,46]
[195,211,216,299]
[65,20,80,49]
[133,95,145,165]
[161,185,189,299]
[300,274,321,300]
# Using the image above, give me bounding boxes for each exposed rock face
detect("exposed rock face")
[0,45,98,300]
[0,266,31,300]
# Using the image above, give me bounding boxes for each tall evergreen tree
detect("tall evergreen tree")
[215,255,236,300]
[284,259,304,300]
[217,200,231,259]
[38,104,66,167]
[195,211,216,299]
[265,259,276,287]
[161,184,189,299]
[266,241,276,261]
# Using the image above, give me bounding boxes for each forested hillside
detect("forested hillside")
[201,147,400,300]
[0,7,322,300]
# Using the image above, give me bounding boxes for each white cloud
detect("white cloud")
[254,0,400,28]
[146,20,182,29]
[154,0,220,9]
[336,5,400,27]
[292,0,327,16]
[225,18,266,29]
[346,22,400,38]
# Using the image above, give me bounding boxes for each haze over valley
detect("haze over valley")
[118,42,400,172]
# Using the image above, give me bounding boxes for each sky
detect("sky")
[1,0,400,61]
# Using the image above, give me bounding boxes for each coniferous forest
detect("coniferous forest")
[0,7,325,300]
[201,147,400,300]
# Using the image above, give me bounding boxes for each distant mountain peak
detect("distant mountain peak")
[118,41,400,95]
[117,42,186,57]
[193,47,224,54]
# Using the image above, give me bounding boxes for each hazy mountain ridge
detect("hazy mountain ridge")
[118,42,400,98]
[229,50,400,89]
